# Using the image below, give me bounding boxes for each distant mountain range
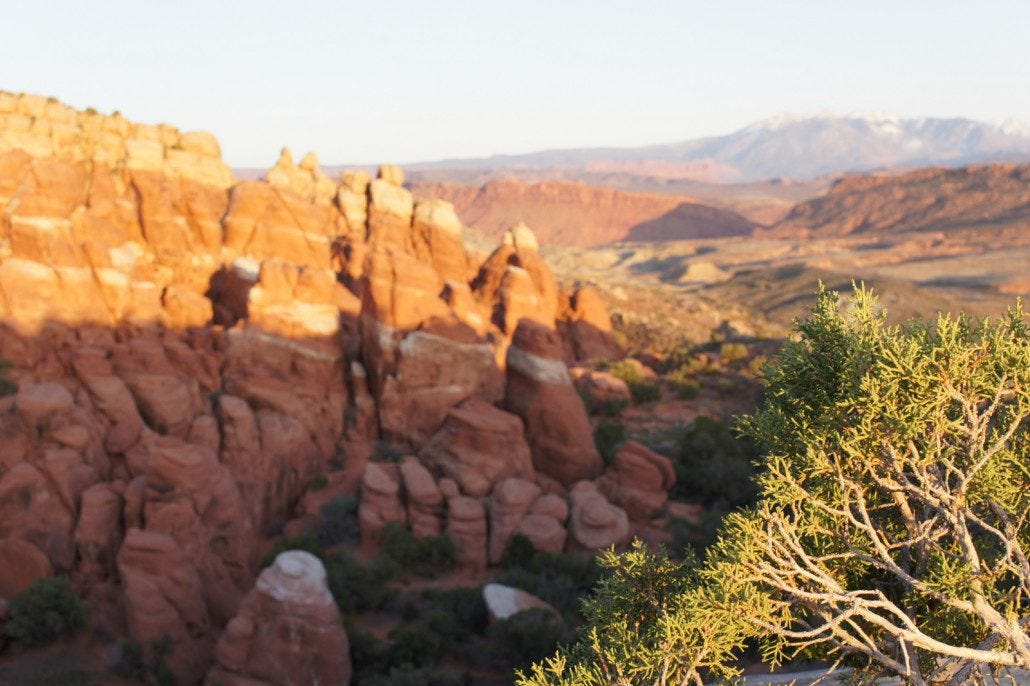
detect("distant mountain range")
[404,114,1030,182]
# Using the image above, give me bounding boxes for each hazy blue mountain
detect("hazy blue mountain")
[405,114,1030,181]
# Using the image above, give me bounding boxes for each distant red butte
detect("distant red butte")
[411,178,758,248]
[768,163,1030,238]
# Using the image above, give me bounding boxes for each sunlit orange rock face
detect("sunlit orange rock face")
[413,178,757,247]
[0,92,640,683]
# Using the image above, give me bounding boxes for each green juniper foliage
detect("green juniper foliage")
[521,287,1030,686]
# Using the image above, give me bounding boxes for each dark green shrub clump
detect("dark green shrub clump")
[0,359,16,396]
[420,587,489,637]
[487,609,567,670]
[260,530,322,567]
[495,536,601,617]
[377,522,455,578]
[593,418,626,464]
[6,577,88,647]
[360,666,467,686]
[672,415,759,507]
[628,380,661,404]
[316,494,359,547]
[324,551,395,613]
[578,388,629,417]
[113,634,177,685]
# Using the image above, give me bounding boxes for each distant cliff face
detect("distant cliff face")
[411,178,757,247]
[769,163,1030,238]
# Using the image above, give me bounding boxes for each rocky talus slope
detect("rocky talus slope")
[0,93,672,684]
[412,178,757,247]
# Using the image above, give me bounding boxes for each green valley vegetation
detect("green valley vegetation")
[520,287,1030,686]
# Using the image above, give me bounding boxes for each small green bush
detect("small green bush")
[6,576,87,647]
[324,551,394,613]
[378,522,455,578]
[494,548,601,617]
[385,619,448,667]
[671,416,760,508]
[420,587,489,637]
[316,494,359,547]
[593,418,625,464]
[719,341,749,361]
[310,475,328,490]
[260,530,322,567]
[578,388,629,417]
[628,380,661,404]
[0,359,17,397]
[602,359,641,384]
[487,609,567,670]
[672,378,700,400]
[501,533,538,570]
[361,666,467,686]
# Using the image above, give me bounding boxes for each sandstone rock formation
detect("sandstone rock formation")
[412,178,756,247]
[206,550,351,686]
[597,441,676,520]
[504,320,604,486]
[769,163,1030,238]
[0,92,653,680]
[419,399,534,497]
[568,481,630,551]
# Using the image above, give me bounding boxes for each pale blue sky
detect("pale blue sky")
[3,1,1028,166]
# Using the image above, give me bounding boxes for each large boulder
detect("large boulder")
[118,528,213,684]
[567,481,630,551]
[558,285,622,361]
[357,462,406,546]
[0,538,53,598]
[597,441,675,520]
[398,456,444,539]
[419,399,534,497]
[206,551,351,686]
[504,320,604,486]
[446,495,488,571]
[487,477,542,565]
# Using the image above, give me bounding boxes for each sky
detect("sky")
[3,1,1028,167]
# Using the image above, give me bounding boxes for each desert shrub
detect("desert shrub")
[671,415,759,507]
[627,379,661,404]
[385,618,449,668]
[347,623,389,683]
[0,359,16,396]
[672,377,700,400]
[310,475,328,490]
[592,418,625,464]
[501,533,538,569]
[360,666,467,686]
[324,551,394,613]
[487,609,567,671]
[601,359,641,383]
[719,341,749,361]
[6,577,87,647]
[495,545,601,617]
[715,376,738,395]
[260,530,322,567]
[316,493,359,547]
[578,388,628,417]
[377,522,455,578]
[420,587,489,637]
